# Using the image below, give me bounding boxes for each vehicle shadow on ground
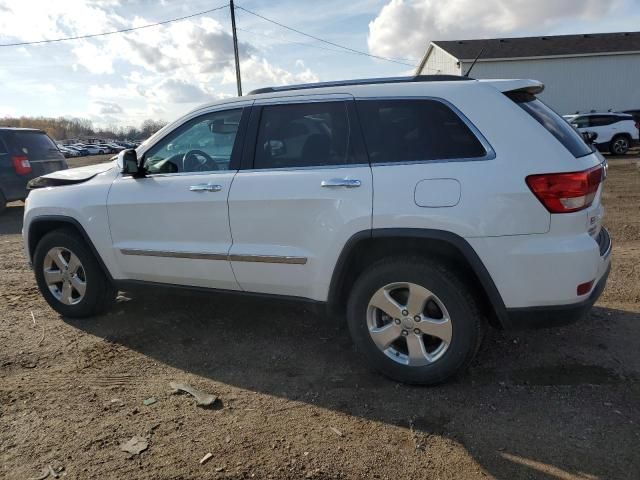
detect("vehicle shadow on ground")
[66,289,640,480]
[0,203,24,235]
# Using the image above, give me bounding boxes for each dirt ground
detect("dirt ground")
[1,153,639,480]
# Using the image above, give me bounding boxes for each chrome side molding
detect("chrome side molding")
[120,249,227,261]
[120,249,307,265]
[228,254,307,265]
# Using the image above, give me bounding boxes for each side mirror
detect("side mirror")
[118,149,142,176]
[267,139,286,157]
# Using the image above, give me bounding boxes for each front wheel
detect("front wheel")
[347,257,485,385]
[609,135,630,155]
[33,228,117,318]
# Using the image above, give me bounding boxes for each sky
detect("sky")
[1,0,639,129]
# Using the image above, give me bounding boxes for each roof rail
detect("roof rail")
[246,74,473,96]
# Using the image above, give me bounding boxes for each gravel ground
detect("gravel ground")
[1,153,639,479]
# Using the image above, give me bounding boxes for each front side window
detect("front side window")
[570,116,590,128]
[254,102,352,169]
[144,109,242,174]
[356,99,487,164]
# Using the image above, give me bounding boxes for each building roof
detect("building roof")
[432,31,640,61]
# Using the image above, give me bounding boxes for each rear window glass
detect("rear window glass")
[507,92,593,158]
[356,99,487,164]
[10,131,60,158]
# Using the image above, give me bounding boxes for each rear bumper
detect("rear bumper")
[505,261,610,329]
[503,227,611,329]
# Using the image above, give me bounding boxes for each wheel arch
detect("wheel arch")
[27,215,114,282]
[328,228,509,329]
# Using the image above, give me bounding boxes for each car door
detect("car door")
[227,95,372,301]
[107,104,250,289]
[587,115,616,143]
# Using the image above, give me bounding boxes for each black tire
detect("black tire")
[0,191,6,215]
[33,228,116,318]
[609,135,630,155]
[347,257,486,385]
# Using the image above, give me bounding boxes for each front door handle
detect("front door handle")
[189,183,222,192]
[321,178,361,188]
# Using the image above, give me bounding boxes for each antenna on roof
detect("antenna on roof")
[464,47,485,77]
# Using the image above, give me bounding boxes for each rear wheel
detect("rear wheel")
[609,135,630,155]
[0,191,6,215]
[347,257,485,385]
[33,228,116,317]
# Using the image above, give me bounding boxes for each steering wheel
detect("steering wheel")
[182,149,218,172]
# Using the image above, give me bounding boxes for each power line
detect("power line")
[237,27,363,55]
[0,3,230,47]
[234,4,418,68]
[236,26,440,72]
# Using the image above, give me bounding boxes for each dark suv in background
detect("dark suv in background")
[0,128,67,213]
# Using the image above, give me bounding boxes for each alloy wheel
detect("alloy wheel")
[43,247,87,305]
[613,138,629,154]
[366,282,452,366]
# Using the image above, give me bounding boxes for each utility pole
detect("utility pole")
[229,0,242,96]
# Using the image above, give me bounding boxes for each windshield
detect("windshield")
[507,92,593,158]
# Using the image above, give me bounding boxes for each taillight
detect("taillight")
[12,155,32,175]
[526,164,604,214]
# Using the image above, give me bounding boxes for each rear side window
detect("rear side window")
[10,131,61,158]
[356,99,487,164]
[254,102,352,169]
[507,92,592,158]
[589,115,617,127]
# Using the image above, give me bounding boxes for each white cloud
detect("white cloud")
[368,0,623,61]
[0,1,320,126]
[0,0,125,42]
[223,56,319,87]
[148,79,211,104]
[90,100,123,115]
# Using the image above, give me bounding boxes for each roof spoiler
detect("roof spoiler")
[479,79,545,95]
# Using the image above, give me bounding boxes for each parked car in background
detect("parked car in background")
[58,146,81,158]
[0,127,67,213]
[564,112,638,155]
[66,145,90,156]
[80,144,107,155]
[106,143,125,152]
[23,76,611,385]
[622,110,640,137]
[94,143,117,153]
[622,109,640,122]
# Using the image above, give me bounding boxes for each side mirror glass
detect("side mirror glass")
[581,131,598,144]
[118,149,141,176]
[267,139,286,157]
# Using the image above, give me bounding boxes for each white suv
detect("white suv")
[23,76,611,385]
[564,112,638,155]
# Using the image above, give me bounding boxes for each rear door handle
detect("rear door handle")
[321,178,361,188]
[189,183,222,192]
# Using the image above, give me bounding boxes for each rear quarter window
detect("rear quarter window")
[507,92,593,158]
[356,99,487,163]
